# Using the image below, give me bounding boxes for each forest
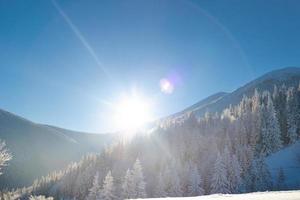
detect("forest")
[0,83,299,200]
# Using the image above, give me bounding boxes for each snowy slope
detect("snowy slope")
[141,190,300,200]
[266,141,300,189]
[159,92,228,125]
[162,67,300,124]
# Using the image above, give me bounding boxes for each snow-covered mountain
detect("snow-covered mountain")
[162,67,300,124]
[0,109,113,189]
[1,67,300,192]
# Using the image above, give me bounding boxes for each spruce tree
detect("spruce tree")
[229,154,242,193]
[273,85,288,144]
[0,140,12,175]
[87,172,101,200]
[122,169,134,199]
[211,152,230,194]
[131,159,147,198]
[260,92,282,155]
[101,171,115,200]
[246,157,272,192]
[286,88,298,144]
[163,163,183,197]
[187,164,204,196]
[154,172,167,198]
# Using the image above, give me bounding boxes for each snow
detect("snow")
[266,141,300,189]
[138,190,300,200]
[159,67,300,127]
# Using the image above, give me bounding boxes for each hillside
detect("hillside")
[0,109,113,189]
[267,141,300,189]
[162,67,300,124]
[1,67,300,200]
[10,67,298,200]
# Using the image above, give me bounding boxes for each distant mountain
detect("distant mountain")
[0,109,113,189]
[162,67,300,124]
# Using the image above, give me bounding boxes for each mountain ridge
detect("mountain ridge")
[161,67,300,125]
[0,107,113,189]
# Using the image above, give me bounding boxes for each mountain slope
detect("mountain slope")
[267,141,300,189]
[162,67,300,124]
[194,67,300,116]
[0,109,113,189]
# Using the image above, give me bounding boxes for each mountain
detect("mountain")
[4,66,300,199]
[162,67,300,124]
[1,67,300,192]
[0,109,113,189]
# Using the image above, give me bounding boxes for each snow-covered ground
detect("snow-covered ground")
[266,141,300,189]
[141,190,300,200]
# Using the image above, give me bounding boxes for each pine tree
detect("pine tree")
[87,172,101,200]
[229,154,242,193]
[211,152,230,194]
[286,88,298,144]
[0,140,12,175]
[273,85,288,144]
[163,163,183,197]
[260,92,282,155]
[187,164,204,196]
[296,83,300,137]
[101,171,115,200]
[246,157,272,192]
[222,146,242,193]
[122,169,134,199]
[153,172,167,198]
[131,159,147,198]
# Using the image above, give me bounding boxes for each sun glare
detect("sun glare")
[113,94,153,133]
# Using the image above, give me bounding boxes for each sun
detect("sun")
[113,94,153,133]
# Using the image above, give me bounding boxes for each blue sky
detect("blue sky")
[0,0,299,132]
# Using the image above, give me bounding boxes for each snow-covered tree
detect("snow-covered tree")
[131,159,147,198]
[228,154,242,193]
[187,164,204,196]
[101,171,115,200]
[163,163,183,197]
[245,157,272,192]
[211,152,230,194]
[153,172,167,198]
[260,93,282,155]
[0,140,12,175]
[273,85,288,144]
[286,88,298,144]
[122,169,133,199]
[222,146,242,193]
[87,172,101,200]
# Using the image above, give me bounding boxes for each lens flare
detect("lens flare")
[160,78,174,94]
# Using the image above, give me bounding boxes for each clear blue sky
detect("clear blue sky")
[0,0,299,132]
